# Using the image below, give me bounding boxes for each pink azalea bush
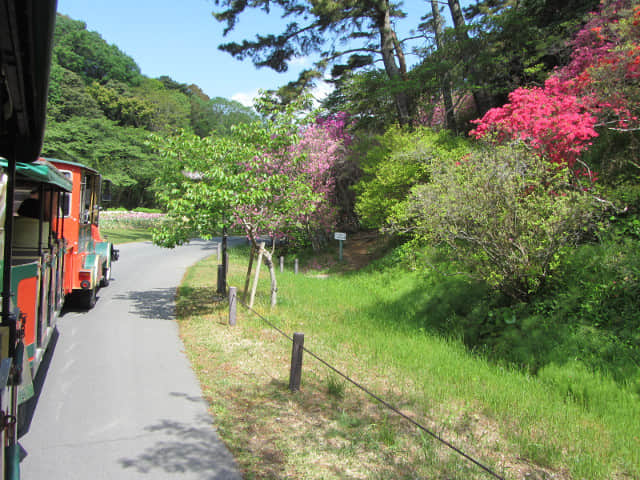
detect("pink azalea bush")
[471,0,639,173]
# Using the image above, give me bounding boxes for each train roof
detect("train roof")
[45,157,99,175]
[0,0,58,163]
[0,157,72,191]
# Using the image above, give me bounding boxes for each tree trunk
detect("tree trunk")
[248,242,264,309]
[447,0,493,117]
[377,2,411,126]
[261,248,277,307]
[242,243,255,303]
[431,0,457,132]
[447,0,466,32]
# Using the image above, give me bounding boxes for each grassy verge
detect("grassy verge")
[177,246,639,480]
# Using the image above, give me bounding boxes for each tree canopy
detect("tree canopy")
[42,14,258,209]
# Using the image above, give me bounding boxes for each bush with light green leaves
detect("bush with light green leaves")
[392,141,601,301]
[354,126,470,229]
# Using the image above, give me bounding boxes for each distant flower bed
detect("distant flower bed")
[101,210,166,229]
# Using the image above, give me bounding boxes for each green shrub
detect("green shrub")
[354,126,470,229]
[392,142,600,300]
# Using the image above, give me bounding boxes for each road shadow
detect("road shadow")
[17,327,59,439]
[114,284,222,321]
[114,287,177,321]
[118,415,241,479]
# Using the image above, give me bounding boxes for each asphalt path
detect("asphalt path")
[20,239,244,479]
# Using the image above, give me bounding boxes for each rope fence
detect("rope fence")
[236,297,506,480]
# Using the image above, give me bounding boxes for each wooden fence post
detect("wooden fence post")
[280,256,284,273]
[228,287,237,326]
[294,258,299,275]
[289,332,304,392]
[216,264,225,294]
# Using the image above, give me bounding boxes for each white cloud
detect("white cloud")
[231,90,260,107]
[231,78,334,109]
[290,56,311,67]
[311,79,334,105]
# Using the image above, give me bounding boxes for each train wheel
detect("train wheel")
[100,261,111,287]
[79,287,97,309]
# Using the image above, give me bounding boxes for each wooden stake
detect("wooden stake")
[289,332,304,392]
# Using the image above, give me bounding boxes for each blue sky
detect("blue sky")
[56,0,438,106]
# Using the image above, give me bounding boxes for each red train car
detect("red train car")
[48,159,118,309]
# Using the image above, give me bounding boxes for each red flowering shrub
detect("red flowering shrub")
[471,0,639,173]
[470,78,599,168]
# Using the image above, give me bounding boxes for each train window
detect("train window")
[58,170,72,217]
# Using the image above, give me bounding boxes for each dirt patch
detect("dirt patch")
[340,230,382,270]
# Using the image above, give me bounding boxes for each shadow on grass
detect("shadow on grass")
[176,286,225,318]
[360,262,640,384]
[215,373,459,479]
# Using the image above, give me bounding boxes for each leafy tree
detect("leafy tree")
[42,116,159,208]
[207,97,259,136]
[392,142,599,300]
[460,0,599,106]
[211,0,415,125]
[323,70,398,134]
[53,14,141,85]
[87,80,156,128]
[134,78,192,132]
[47,63,103,122]
[151,97,327,305]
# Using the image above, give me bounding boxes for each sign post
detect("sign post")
[334,232,347,261]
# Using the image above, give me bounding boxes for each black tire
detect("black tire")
[101,261,111,287]
[79,287,96,309]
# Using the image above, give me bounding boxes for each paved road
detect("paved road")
[20,239,243,480]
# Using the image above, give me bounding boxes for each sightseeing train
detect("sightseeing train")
[0,157,117,476]
[1,1,118,477]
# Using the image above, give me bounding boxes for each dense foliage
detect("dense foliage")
[150,97,347,250]
[354,127,470,229]
[392,142,598,300]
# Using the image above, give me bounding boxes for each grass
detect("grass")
[100,210,166,244]
[176,244,639,480]
[100,227,153,244]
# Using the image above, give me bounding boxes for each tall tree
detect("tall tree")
[446,0,493,116]
[212,0,414,125]
[430,0,456,131]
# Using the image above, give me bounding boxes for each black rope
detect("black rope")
[239,301,506,480]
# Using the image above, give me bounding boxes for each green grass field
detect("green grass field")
[100,210,164,244]
[176,245,639,480]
